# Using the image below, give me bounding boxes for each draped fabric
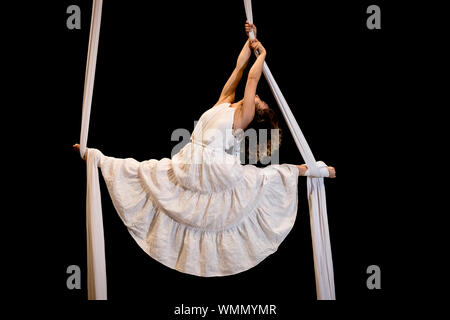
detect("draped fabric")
[243,0,335,300]
[86,144,107,300]
[79,0,335,300]
[80,0,102,160]
[81,0,106,300]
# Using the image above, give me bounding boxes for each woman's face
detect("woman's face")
[255,94,269,111]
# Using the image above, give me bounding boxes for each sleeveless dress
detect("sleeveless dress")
[96,102,299,277]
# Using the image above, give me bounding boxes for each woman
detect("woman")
[73,21,335,277]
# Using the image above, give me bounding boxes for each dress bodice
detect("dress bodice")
[190,103,242,155]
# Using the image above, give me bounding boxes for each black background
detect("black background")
[8,0,445,316]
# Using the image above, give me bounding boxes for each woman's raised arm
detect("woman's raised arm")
[216,21,256,106]
[216,40,252,106]
[233,39,266,129]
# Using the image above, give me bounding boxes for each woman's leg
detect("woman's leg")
[296,164,336,178]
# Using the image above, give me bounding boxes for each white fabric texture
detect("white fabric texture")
[244,0,335,300]
[81,0,106,301]
[86,145,107,300]
[80,0,102,160]
[90,103,299,277]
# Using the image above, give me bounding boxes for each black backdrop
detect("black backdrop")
[13,0,438,315]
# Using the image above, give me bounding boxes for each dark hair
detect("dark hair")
[244,106,282,164]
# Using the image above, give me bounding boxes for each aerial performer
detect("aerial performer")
[74,20,335,296]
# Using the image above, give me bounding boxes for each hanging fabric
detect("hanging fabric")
[243,0,335,300]
[79,0,106,300]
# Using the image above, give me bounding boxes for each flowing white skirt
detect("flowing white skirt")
[95,142,299,277]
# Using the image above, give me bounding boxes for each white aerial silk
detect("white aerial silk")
[79,0,335,300]
[243,0,335,300]
[80,0,106,300]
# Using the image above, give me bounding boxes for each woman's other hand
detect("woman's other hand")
[249,39,266,56]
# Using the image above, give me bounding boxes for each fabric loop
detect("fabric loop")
[305,161,329,178]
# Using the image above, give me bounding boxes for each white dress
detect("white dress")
[96,102,299,277]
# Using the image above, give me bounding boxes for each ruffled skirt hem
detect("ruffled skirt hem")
[94,146,299,277]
